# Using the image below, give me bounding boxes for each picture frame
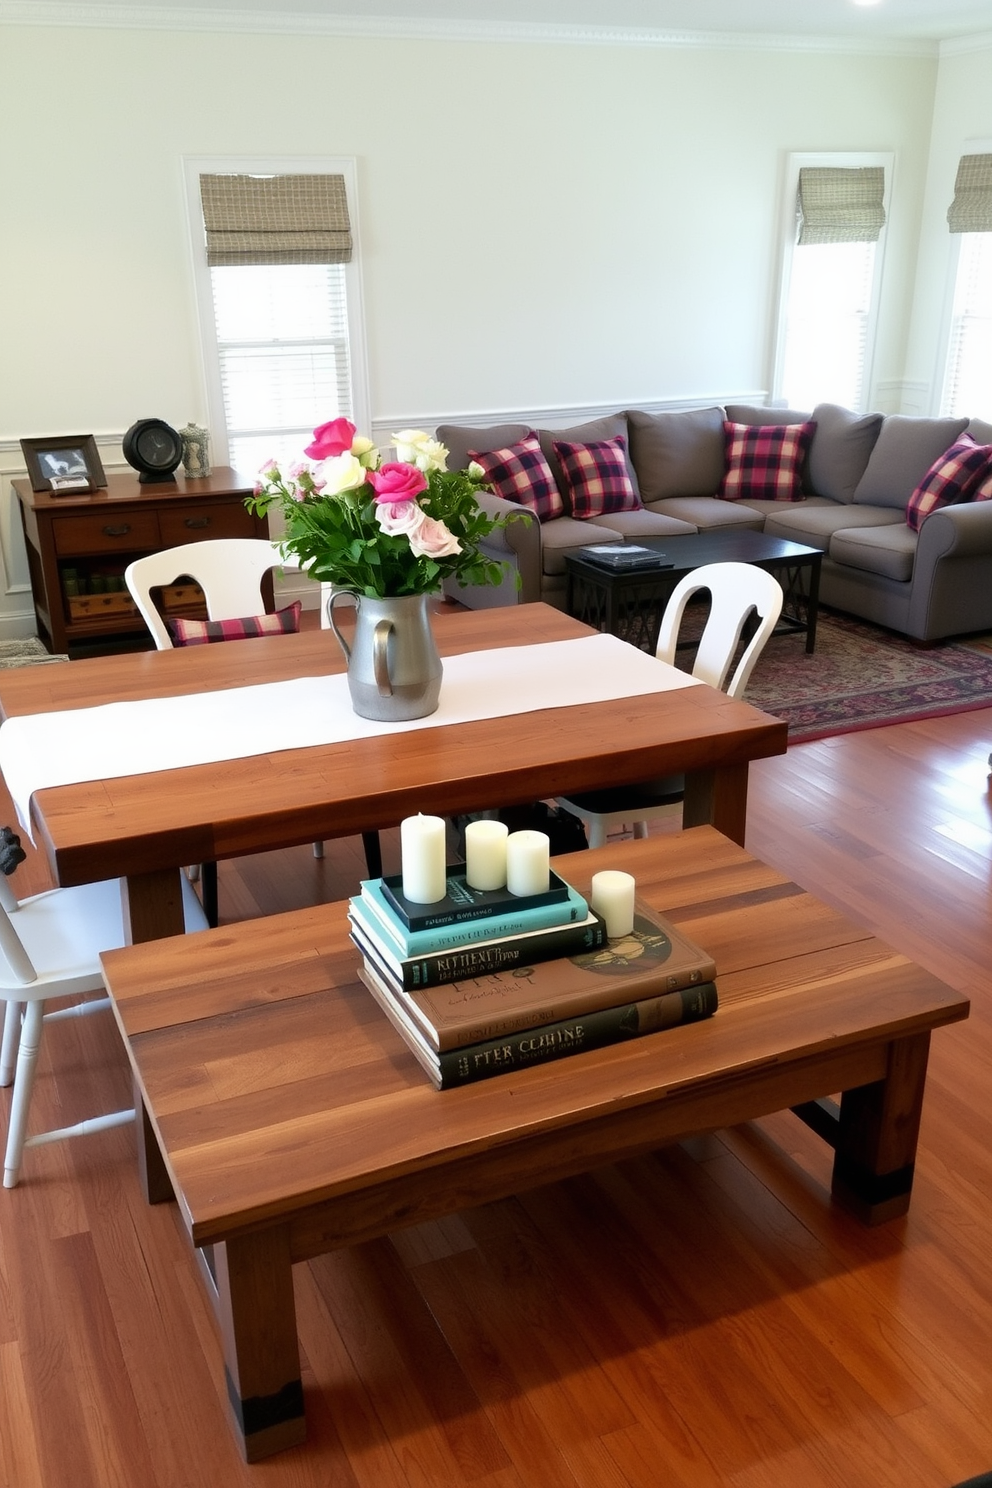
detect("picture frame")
[19,434,107,494]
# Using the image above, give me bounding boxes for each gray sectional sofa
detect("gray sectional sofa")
[438,404,992,643]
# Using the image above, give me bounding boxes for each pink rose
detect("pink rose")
[408,514,462,559]
[375,499,427,538]
[369,462,428,504]
[304,417,357,460]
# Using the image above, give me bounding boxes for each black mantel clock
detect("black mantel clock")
[122,418,184,483]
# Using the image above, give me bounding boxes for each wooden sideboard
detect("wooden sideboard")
[12,467,267,654]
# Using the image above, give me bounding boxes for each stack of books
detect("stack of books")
[349,867,719,1089]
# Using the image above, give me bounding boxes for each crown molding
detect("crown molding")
[0,1,939,56]
[939,28,992,55]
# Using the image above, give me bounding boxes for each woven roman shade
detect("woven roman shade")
[946,154,992,233]
[795,166,886,245]
[199,173,352,266]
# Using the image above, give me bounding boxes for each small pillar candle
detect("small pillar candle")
[590,870,636,938]
[400,813,447,903]
[464,819,509,890]
[506,830,550,897]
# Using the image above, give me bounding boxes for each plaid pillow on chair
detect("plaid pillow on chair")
[166,600,303,646]
[550,435,641,519]
[905,436,992,531]
[721,420,816,502]
[468,433,564,522]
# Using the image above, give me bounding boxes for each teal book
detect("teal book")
[357,876,590,959]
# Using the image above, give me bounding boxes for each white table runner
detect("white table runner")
[0,634,698,838]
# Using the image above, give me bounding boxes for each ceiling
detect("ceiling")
[9,0,992,45]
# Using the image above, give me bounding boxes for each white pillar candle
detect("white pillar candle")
[464,819,509,890]
[590,870,636,938]
[400,813,447,903]
[505,830,550,897]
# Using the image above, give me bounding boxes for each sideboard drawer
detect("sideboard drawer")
[52,511,161,556]
[159,501,256,545]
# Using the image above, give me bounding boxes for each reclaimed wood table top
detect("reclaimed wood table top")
[0,604,787,897]
[101,827,969,1251]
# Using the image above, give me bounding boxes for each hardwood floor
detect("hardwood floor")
[2,705,991,1487]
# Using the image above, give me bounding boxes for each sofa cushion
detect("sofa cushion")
[436,422,531,475]
[853,414,969,509]
[807,403,884,503]
[537,414,640,499]
[539,516,622,577]
[967,416,992,445]
[763,501,904,549]
[590,508,696,539]
[720,420,816,502]
[905,435,992,531]
[724,405,812,425]
[468,432,565,522]
[829,524,917,583]
[551,435,641,519]
[645,496,765,531]
[624,406,726,500]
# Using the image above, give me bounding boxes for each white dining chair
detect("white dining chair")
[0,839,209,1188]
[124,538,382,921]
[556,561,784,847]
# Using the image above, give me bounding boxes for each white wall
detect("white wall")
[0,20,942,634]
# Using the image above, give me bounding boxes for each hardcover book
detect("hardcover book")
[379,865,571,932]
[361,897,717,1048]
[356,876,590,959]
[349,901,609,992]
[359,958,719,1089]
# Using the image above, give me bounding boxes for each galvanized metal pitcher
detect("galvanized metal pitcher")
[327,591,442,721]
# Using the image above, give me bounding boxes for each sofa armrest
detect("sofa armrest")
[444,492,541,608]
[908,500,992,638]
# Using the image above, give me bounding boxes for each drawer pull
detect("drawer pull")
[184,517,211,529]
[101,524,132,537]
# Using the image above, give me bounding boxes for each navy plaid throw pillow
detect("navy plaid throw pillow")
[468,433,564,522]
[721,420,816,502]
[551,435,641,519]
[166,600,302,647]
[905,436,992,531]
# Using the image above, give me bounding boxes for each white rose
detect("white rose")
[467,460,487,481]
[411,438,449,473]
[408,514,462,559]
[317,451,368,495]
[351,436,379,469]
[392,428,429,463]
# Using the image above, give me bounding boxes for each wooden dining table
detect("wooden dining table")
[0,603,787,945]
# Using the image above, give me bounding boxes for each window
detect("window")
[772,154,891,413]
[185,159,369,474]
[941,152,992,419]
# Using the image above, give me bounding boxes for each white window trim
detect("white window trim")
[770,150,894,412]
[934,136,992,418]
[182,154,371,467]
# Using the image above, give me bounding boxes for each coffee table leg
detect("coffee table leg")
[831,1032,931,1225]
[213,1228,306,1461]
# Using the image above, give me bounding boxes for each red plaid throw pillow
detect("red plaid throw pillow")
[550,435,641,519]
[166,600,302,647]
[720,420,816,502]
[468,433,564,522]
[905,435,992,531]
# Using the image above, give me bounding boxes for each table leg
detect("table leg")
[831,1032,931,1225]
[682,763,748,846]
[212,1228,306,1461]
[121,867,188,944]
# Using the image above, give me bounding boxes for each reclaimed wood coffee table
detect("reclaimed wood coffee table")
[565,528,823,654]
[100,827,968,1462]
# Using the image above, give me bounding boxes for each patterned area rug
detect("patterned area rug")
[740,610,992,743]
[0,638,68,669]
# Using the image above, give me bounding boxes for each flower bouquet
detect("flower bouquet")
[247,418,509,599]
